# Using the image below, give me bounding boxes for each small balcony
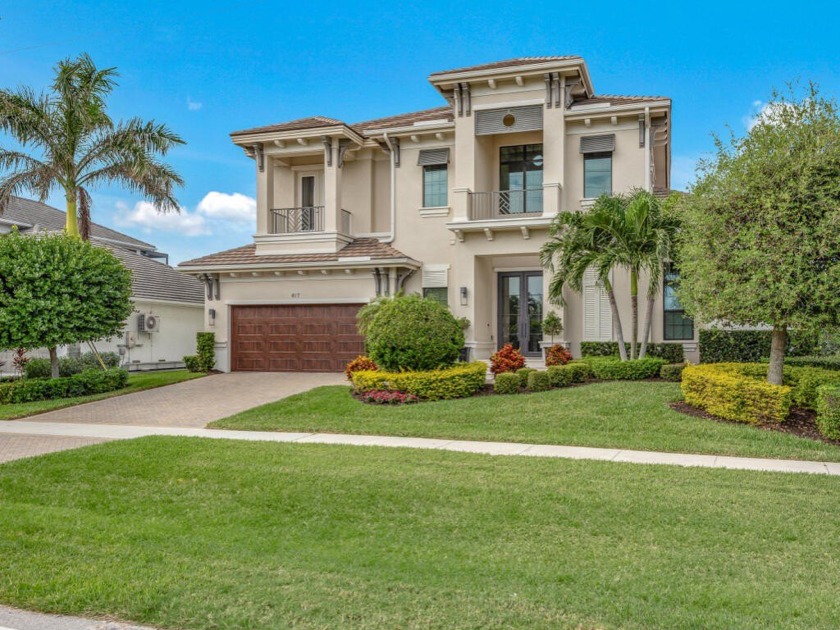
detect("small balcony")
[269,207,352,235]
[468,189,543,221]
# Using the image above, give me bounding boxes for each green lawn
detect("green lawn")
[211,382,840,462]
[0,437,837,629]
[0,370,203,420]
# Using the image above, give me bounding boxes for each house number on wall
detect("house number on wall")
[290,293,301,298]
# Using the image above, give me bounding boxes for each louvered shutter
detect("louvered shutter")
[475,105,543,136]
[422,264,449,288]
[583,268,613,341]
[417,148,450,166]
[580,134,616,153]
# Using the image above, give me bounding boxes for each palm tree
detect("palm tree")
[540,190,679,361]
[540,199,629,361]
[0,54,184,239]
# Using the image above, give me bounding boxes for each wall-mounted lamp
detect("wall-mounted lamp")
[208,308,216,327]
[460,286,468,306]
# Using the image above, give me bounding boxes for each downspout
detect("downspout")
[382,132,397,244]
[643,106,651,192]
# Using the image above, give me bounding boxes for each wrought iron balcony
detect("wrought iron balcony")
[468,189,543,220]
[270,206,324,234]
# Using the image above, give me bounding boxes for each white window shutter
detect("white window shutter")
[599,290,613,340]
[583,268,613,341]
[422,264,449,288]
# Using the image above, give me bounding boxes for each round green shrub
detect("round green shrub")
[494,372,521,395]
[660,363,687,382]
[365,295,465,372]
[547,365,574,387]
[516,367,537,388]
[527,370,551,392]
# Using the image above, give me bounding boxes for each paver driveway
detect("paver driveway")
[14,372,345,428]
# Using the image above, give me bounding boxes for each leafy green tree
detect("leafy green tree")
[0,53,184,239]
[540,190,678,360]
[0,231,133,377]
[541,311,564,343]
[675,84,840,384]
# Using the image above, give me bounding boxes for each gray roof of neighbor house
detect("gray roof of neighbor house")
[105,244,204,304]
[1,196,204,305]
[1,196,156,251]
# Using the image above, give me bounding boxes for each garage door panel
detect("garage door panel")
[231,304,365,372]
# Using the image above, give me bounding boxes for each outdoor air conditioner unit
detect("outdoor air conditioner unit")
[137,313,161,333]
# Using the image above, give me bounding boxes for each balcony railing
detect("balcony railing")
[468,189,543,220]
[270,206,324,234]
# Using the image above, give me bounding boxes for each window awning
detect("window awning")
[417,148,450,166]
[580,134,616,153]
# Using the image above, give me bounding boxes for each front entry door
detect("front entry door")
[498,272,544,356]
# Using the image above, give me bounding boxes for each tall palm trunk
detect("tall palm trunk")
[768,325,787,385]
[603,278,628,361]
[629,268,639,359]
[639,293,655,359]
[65,189,79,237]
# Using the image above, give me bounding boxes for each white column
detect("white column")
[452,115,474,221]
[255,153,273,235]
[542,76,565,217]
[323,138,341,232]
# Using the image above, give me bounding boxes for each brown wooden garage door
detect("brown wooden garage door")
[230,304,365,372]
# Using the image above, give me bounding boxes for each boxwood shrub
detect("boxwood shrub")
[351,361,486,401]
[566,362,594,383]
[24,352,121,379]
[365,295,464,371]
[816,385,840,439]
[526,370,551,392]
[785,355,840,371]
[516,367,537,388]
[580,342,685,363]
[0,368,128,404]
[681,363,792,424]
[582,357,667,381]
[547,364,574,388]
[493,372,520,395]
[660,363,686,382]
[699,329,818,363]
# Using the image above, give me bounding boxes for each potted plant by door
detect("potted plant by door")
[541,311,564,360]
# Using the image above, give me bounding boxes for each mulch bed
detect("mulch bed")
[670,401,840,446]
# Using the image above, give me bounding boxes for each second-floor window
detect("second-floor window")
[500,144,543,213]
[584,152,612,198]
[423,164,448,208]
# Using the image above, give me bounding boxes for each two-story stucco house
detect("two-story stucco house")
[180,56,697,372]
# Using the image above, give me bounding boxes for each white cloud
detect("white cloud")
[113,191,256,237]
[743,100,795,131]
[186,97,203,111]
[115,200,209,236]
[196,191,256,223]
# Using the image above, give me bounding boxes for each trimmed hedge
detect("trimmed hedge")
[196,332,216,372]
[785,355,840,371]
[351,362,486,401]
[24,352,121,379]
[681,363,792,424]
[526,370,551,392]
[493,372,520,395]
[581,357,667,381]
[580,342,685,363]
[0,368,128,404]
[816,385,840,439]
[516,367,537,388]
[788,367,840,411]
[566,362,594,383]
[547,365,575,388]
[660,363,686,382]
[183,355,201,373]
[699,329,818,363]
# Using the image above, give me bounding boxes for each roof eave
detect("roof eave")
[360,121,455,137]
[565,99,671,121]
[230,124,365,147]
[178,256,421,274]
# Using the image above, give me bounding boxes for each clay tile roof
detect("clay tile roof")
[352,106,453,132]
[429,56,582,77]
[230,116,346,137]
[572,94,670,106]
[179,238,412,268]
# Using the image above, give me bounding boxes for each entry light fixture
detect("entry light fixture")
[460,286,468,306]
[208,308,216,326]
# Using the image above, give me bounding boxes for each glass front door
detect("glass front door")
[498,272,543,356]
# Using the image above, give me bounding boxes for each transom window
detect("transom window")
[584,152,612,199]
[664,265,694,340]
[423,164,448,208]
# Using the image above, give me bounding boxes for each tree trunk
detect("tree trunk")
[65,189,79,238]
[630,269,639,360]
[604,278,628,361]
[639,294,655,359]
[768,325,787,385]
[48,346,60,379]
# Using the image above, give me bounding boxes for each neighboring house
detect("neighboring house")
[0,197,204,371]
[180,56,698,373]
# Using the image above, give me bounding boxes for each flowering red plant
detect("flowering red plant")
[361,390,419,405]
[345,355,378,381]
[545,344,572,367]
[489,343,526,375]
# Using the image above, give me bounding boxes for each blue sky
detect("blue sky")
[1,0,838,263]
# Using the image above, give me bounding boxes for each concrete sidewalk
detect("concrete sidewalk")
[1,419,838,476]
[0,604,153,630]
